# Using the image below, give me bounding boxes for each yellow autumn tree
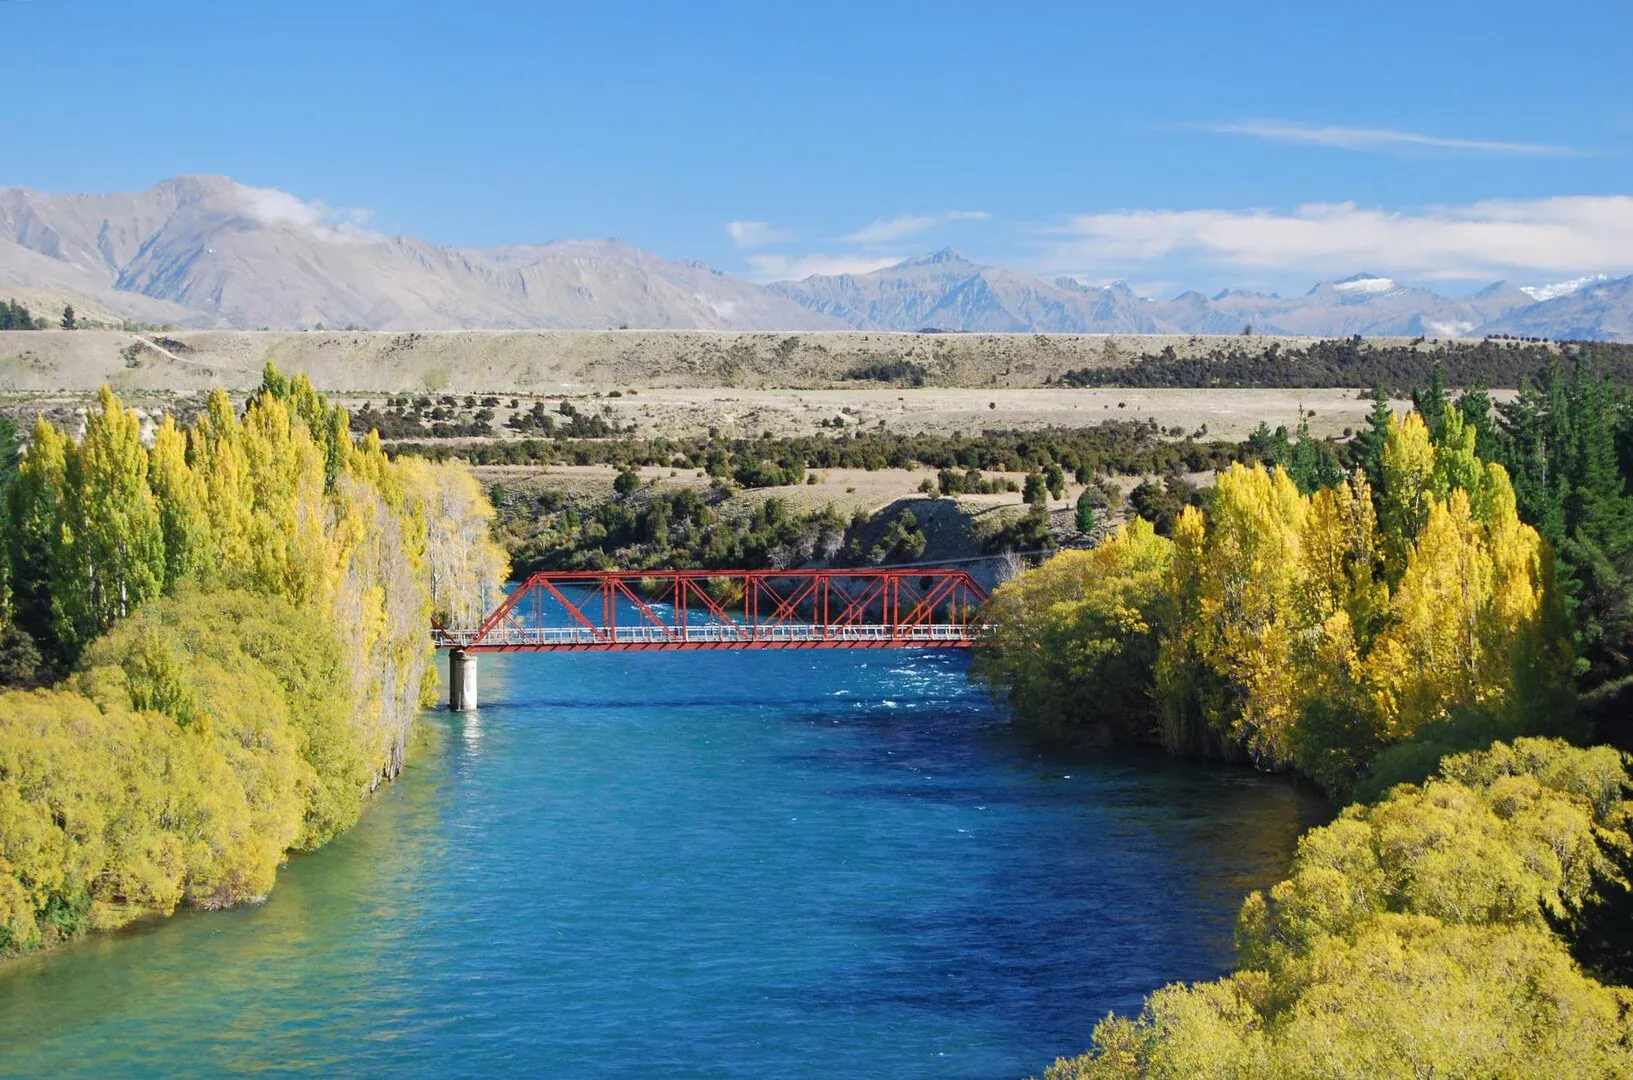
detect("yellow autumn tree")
[0,373,506,956]
[988,405,1574,799]
[976,518,1171,740]
[1174,463,1307,766]
[147,416,212,589]
[399,457,511,630]
[1379,410,1437,577]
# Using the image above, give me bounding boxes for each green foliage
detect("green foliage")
[1075,490,1098,534]
[1054,336,1633,391]
[1352,384,1393,495]
[864,509,927,564]
[936,467,1015,497]
[393,418,1280,484]
[1022,472,1047,506]
[845,359,927,386]
[1411,360,1448,439]
[500,487,848,575]
[1493,354,1633,695]
[1127,475,1198,536]
[1044,463,1067,501]
[0,413,19,489]
[59,305,76,331]
[7,418,70,662]
[732,456,805,488]
[0,299,43,330]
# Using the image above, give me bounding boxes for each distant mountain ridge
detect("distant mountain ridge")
[1,176,1628,341]
[776,254,1625,341]
[0,176,844,332]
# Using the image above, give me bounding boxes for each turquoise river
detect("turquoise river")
[0,649,1320,1078]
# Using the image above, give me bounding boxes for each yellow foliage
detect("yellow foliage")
[976,518,1171,739]
[0,372,505,955]
[1044,740,1633,1079]
[1379,410,1437,573]
[986,448,1568,793]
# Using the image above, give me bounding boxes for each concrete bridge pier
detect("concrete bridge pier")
[449,649,478,712]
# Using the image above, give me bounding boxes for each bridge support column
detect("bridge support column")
[449,649,478,712]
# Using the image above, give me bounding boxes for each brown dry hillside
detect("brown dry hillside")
[0,328,1437,394]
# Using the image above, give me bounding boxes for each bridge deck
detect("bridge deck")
[434,623,987,652]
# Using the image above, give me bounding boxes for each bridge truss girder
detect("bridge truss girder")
[433,568,991,652]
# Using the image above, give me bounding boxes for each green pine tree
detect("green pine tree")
[1412,361,1448,441]
[1352,385,1394,495]
[1075,489,1098,534]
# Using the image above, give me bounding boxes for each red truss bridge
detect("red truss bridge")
[435,567,991,653]
[433,568,992,710]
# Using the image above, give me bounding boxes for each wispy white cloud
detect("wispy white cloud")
[725,220,794,248]
[747,252,908,282]
[842,210,990,245]
[1040,195,1633,281]
[234,182,376,240]
[1199,119,1581,157]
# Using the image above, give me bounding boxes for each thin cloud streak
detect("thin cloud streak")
[1038,195,1633,281]
[1200,119,1582,156]
[746,252,906,282]
[842,210,990,245]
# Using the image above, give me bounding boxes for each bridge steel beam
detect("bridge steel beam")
[432,568,991,654]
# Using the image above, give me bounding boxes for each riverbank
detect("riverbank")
[0,649,1320,1077]
[0,373,507,960]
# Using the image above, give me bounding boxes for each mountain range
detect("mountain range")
[1,176,1628,341]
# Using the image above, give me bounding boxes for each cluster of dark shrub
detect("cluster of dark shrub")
[351,395,497,439]
[0,300,43,330]
[1053,339,1633,392]
[845,360,929,386]
[499,488,850,575]
[505,399,632,438]
[391,419,1283,482]
[935,468,1018,496]
[843,509,927,564]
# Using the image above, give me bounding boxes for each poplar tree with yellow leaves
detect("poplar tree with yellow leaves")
[981,398,1575,800]
[0,370,509,956]
[54,388,167,659]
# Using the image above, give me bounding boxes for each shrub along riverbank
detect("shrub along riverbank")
[978,357,1633,1074]
[0,369,506,956]
[1041,738,1633,1077]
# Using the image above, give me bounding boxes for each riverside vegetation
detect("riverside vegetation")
[0,367,507,956]
[977,356,1633,1076]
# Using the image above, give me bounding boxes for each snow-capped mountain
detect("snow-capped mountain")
[1521,275,1612,303]
[1481,276,1633,342]
[769,261,1625,340]
[1,177,1629,340]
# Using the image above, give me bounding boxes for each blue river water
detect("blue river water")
[0,650,1318,1078]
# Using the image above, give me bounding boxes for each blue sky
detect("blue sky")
[3,0,1631,296]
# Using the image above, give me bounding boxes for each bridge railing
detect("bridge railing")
[435,567,992,652]
[433,623,990,650]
